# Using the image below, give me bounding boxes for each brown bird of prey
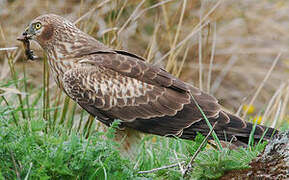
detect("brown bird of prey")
[17,14,276,146]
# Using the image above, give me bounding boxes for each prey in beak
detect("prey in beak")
[17,30,37,60]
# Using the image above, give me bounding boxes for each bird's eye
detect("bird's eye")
[34,22,42,30]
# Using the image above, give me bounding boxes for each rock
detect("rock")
[221,131,289,180]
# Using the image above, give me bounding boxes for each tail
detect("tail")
[181,111,278,146]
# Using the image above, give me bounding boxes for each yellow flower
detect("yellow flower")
[242,104,255,114]
[253,116,263,125]
[151,136,157,143]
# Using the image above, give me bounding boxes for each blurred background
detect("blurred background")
[0,0,288,126]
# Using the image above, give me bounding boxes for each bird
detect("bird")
[17,14,277,146]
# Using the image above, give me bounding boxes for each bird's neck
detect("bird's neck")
[43,33,110,89]
[45,50,75,89]
[44,41,80,89]
[43,31,110,61]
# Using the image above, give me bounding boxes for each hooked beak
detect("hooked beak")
[17,28,33,42]
[17,33,27,41]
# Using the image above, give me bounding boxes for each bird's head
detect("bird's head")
[17,14,78,49]
[17,14,109,60]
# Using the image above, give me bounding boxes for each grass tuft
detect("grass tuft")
[0,117,135,179]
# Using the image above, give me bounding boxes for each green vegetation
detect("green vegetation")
[0,84,268,179]
[0,118,134,179]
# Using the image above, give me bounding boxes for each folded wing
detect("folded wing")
[62,51,275,144]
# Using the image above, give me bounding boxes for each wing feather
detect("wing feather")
[63,51,224,137]
[63,66,193,121]
[79,51,192,92]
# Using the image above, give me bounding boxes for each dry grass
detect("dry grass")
[0,0,288,126]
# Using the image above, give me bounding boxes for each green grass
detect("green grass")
[0,117,135,179]
[0,85,269,179]
[190,143,266,179]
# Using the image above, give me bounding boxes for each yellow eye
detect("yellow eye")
[34,23,42,30]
